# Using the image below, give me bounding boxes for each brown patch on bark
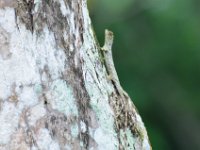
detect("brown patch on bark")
[15,0,34,32]
[8,84,19,105]
[9,129,30,150]
[63,62,91,149]
[0,0,17,8]
[0,26,12,60]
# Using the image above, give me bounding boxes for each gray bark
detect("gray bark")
[0,0,151,149]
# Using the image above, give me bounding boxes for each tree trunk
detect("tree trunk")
[0,0,150,149]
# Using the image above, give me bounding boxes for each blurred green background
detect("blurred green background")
[88,0,200,149]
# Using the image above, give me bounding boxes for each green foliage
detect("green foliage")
[90,0,200,149]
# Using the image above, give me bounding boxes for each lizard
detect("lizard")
[101,29,129,98]
[101,29,135,128]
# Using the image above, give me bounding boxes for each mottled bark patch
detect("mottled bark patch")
[0,26,12,60]
[15,0,34,32]
[33,0,67,34]
[0,0,17,8]
[36,109,81,149]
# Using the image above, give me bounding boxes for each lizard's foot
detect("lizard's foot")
[107,74,113,80]
[101,47,108,51]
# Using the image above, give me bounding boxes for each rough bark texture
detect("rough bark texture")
[0,0,151,149]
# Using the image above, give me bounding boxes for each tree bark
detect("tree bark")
[0,0,151,149]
